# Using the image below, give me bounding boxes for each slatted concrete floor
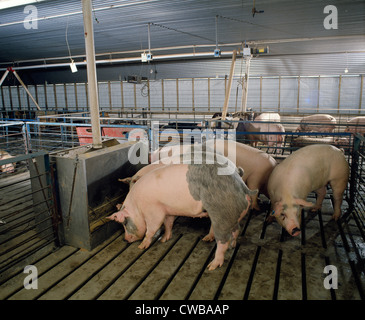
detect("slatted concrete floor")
[1,195,364,300]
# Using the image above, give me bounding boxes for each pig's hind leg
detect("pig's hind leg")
[330,178,348,220]
[207,240,229,271]
[311,185,327,212]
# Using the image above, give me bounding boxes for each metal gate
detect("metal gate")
[0,152,61,283]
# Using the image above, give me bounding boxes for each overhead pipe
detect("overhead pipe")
[1,32,364,71]
[82,0,102,149]
[0,51,235,71]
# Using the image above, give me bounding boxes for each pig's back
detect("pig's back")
[215,140,276,178]
[268,144,347,198]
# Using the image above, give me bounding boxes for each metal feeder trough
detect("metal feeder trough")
[51,139,143,250]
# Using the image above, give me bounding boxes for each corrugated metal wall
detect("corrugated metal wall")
[1,75,364,115]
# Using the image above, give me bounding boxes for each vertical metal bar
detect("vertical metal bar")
[359,75,363,114]
[338,75,342,114]
[192,78,195,112]
[53,84,58,111]
[17,85,21,110]
[133,83,137,110]
[0,86,5,111]
[8,86,13,111]
[108,80,112,110]
[176,78,179,112]
[85,82,88,111]
[208,77,210,112]
[74,83,78,111]
[278,76,281,113]
[44,83,48,111]
[224,75,227,100]
[259,76,262,113]
[240,56,251,113]
[64,83,68,111]
[317,75,320,113]
[297,76,300,114]
[26,87,30,111]
[147,79,150,111]
[120,80,124,111]
[161,79,164,111]
[34,84,39,108]
[222,49,237,119]
[82,0,102,149]
[349,134,361,213]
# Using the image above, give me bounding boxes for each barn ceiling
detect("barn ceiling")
[0,0,364,83]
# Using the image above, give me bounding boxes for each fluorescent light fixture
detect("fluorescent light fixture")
[0,0,46,10]
[70,60,77,73]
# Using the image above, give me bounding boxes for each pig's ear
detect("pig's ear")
[294,198,313,208]
[271,200,283,217]
[107,210,126,223]
[119,177,132,184]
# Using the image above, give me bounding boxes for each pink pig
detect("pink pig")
[268,144,349,236]
[108,161,257,270]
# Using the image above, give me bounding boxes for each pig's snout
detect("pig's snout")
[291,227,301,236]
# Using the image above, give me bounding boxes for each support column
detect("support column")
[82,0,102,149]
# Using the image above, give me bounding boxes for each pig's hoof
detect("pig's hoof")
[332,213,341,221]
[202,234,215,242]
[207,259,223,271]
[138,240,151,250]
[160,234,172,243]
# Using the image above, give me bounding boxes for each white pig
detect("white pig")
[296,114,336,133]
[108,161,257,270]
[268,144,349,236]
[345,116,365,135]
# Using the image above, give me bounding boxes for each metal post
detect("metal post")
[82,0,102,149]
[222,49,237,120]
[240,56,251,113]
[12,70,41,110]
[349,134,361,214]
[0,69,9,86]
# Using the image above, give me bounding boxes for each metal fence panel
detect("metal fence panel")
[0,152,60,283]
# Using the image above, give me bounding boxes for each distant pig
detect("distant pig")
[268,144,349,236]
[345,116,365,135]
[108,161,257,270]
[0,150,15,173]
[241,113,285,153]
[296,114,336,133]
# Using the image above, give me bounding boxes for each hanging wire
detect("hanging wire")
[92,1,100,23]
[150,22,215,43]
[65,17,73,61]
